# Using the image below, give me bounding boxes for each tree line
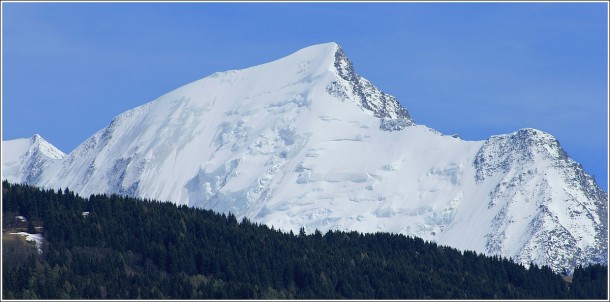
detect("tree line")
[2,181,607,299]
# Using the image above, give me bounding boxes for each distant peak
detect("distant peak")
[30,134,50,145]
[511,128,557,144]
[29,134,66,159]
[516,128,544,135]
[490,128,554,141]
[30,134,48,146]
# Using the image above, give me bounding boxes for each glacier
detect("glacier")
[2,42,607,273]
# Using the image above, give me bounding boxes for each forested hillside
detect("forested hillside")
[2,181,607,299]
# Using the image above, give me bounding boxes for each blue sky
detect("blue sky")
[2,1,608,191]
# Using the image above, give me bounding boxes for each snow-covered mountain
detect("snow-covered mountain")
[2,134,66,184]
[2,42,607,273]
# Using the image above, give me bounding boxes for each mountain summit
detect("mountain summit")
[2,134,65,184]
[2,43,607,273]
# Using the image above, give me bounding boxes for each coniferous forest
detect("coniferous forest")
[2,181,607,299]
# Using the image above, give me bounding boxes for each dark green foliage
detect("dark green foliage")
[2,181,607,299]
[26,220,36,234]
[570,264,608,299]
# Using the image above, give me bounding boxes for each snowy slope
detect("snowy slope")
[2,42,606,273]
[442,128,607,271]
[2,134,66,184]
